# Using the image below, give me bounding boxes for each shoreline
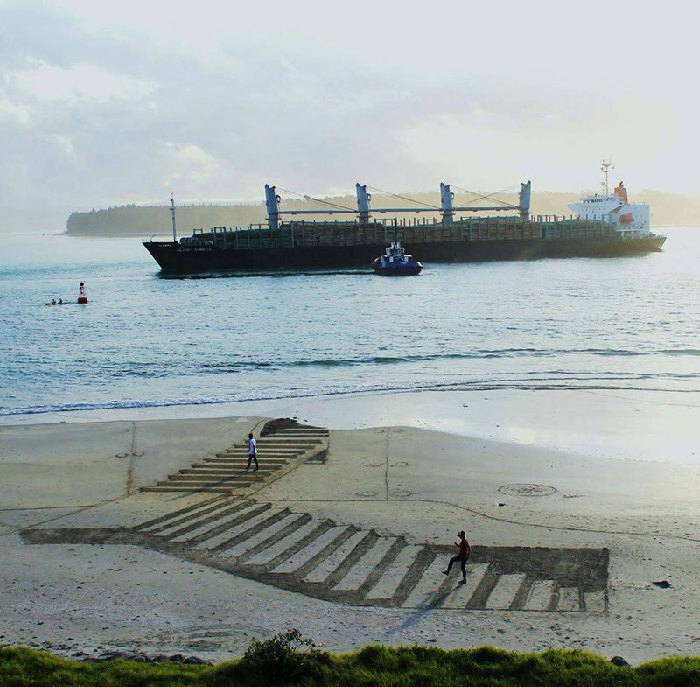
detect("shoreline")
[3,388,698,466]
[61,223,700,238]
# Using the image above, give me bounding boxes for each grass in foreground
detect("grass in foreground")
[2,631,700,687]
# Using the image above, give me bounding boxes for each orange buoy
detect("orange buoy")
[78,281,88,304]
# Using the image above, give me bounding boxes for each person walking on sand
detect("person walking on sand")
[442,530,470,584]
[246,432,259,471]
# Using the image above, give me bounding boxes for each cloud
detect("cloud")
[163,142,223,186]
[8,58,158,104]
[0,94,30,125]
[0,0,699,231]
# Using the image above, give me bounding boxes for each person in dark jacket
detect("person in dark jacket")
[442,530,471,584]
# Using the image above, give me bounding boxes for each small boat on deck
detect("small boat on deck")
[372,241,423,276]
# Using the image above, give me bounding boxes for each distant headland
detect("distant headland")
[66,190,700,236]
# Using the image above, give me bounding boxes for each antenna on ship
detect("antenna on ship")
[170,193,177,242]
[600,159,614,195]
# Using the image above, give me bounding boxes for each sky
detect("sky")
[0,0,697,228]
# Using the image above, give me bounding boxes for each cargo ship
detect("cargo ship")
[143,165,666,274]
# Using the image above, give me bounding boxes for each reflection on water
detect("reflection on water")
[0,228,698,417]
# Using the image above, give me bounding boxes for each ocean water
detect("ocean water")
[0,227,698,418]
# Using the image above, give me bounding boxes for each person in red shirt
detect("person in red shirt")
[442,530,471,584]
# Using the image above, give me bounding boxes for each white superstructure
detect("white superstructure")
[569,162,651,236]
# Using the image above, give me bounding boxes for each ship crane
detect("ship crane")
[264,180,531,228]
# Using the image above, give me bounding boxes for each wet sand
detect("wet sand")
[1,389,699,663]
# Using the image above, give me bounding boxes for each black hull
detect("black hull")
[373,267,423,276]
[143,235,666,274]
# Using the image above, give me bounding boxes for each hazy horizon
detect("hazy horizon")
[1,0,698,230]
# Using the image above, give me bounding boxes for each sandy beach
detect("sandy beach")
[1,389,699,664]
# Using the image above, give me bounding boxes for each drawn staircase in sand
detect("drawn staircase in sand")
[141,426,328,493]
[125,494,608,612]
[23,424,608,613]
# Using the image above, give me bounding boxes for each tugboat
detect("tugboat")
[372,241,423,276]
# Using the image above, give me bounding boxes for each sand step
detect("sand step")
[232,439,310,445]
[216,451,295,459]
[258,429,328,441]
[271,433,328,439]
[157,475,254,485]
[142,485,242,493]
[137,499,237,536]
[557,586,581,612]
[179,467,277,475]
[166,474,266,483]
[154,479,253,493]
[219,446,298,451]
[157,501,260,541]
[274,427,328,433]
[184,461,281,469]
[168,474,264,483]
[439,563,491,609]
[215,513,308,562]
[224,439,302,453]
[303,530,371,585]
[194,468,277,477]
[229,446,317,454]
[365,544,424,600]
[584,591,606,613]
[213,457,293,464]
[245,519,328,567]
[233,440,320,448]
[484,573,527,610]
[333,536,397,592]
[133,495,230,533]
[180,468,281,475]
[199,463,283,472]
[524,579,556,611]
[234,514,318,565]
[192,507,289,551]
[146,500,251,538]
[169,503,272,545]
[402,554,446,608]
[209,456,289,464]
[271,526,351,575]
[156,478,253,488]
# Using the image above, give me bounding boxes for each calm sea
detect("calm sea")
[0,228,698,418]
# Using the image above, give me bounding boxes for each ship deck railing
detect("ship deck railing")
[185,216,619,250]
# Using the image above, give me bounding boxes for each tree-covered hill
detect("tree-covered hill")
[66,190,700,236]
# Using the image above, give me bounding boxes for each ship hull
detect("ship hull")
[144,235,666,274]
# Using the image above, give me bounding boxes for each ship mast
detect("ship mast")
[600,159,614,195]
[170,193,177,241]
